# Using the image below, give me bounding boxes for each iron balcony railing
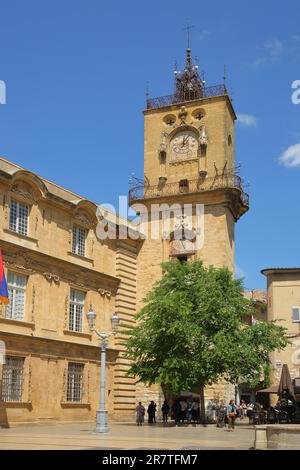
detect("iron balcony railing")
[129,173,249,207]
[146,84,228,110]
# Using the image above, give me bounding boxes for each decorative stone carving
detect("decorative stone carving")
[174,213,192,231]
[4,261,35,274]
[10,183,36,202]
[64,295,69,329]
[61,363,67,402]
[27,358,32,403]
[43,272,60,283]
[74,212,92,227]
[178,106,188,124]
[169,238,195,256]
[98,288,112,298]
[31,285,36,322]
[35,214,39,234]
[159,131,168,153]
[199,125,208,146]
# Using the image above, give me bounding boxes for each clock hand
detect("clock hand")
[182,136,189,147]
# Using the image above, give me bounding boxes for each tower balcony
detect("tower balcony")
[129,170,249,221]
[146,84,228,110]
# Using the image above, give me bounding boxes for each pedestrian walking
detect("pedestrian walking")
[153,402,157,423]
[147,400,156,424]
[226,399,238,432]
[136,402,145,426]
[179,399,187,424]
[162,400,170,423]
[191,400,199,423]
[172,400,181,426]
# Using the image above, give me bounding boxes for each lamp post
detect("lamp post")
[87,306,120,433]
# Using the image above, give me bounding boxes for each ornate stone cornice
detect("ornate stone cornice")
[1,242,120,294]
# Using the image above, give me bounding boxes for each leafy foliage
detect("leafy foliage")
[122,260,288,396]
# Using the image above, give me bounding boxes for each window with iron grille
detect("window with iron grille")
[69,289,85,332]
[5,272,27,321]
[9,199,29,236]
[72,225,86,257]
[67,362,84,402]
[1,356,24,402]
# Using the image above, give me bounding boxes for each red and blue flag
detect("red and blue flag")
[0,249,9,305]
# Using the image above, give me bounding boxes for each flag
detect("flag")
[0,249,9,305]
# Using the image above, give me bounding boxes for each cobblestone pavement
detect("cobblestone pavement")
[0,421,255,450]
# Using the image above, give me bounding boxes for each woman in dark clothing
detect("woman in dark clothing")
[147,401,156,424]
[162,400,170,423]
[172,400,181,426]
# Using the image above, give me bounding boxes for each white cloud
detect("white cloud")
[279,143,300,168]
[197,29,211,41]
[235,265,246,279]
[237,113,257,127]
[254,38,283,67]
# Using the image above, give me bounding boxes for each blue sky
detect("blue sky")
[0,0,299,290]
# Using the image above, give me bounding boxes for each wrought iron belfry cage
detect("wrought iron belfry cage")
[174,48,204,102]
[146,47,228,110]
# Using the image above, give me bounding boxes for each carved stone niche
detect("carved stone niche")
[10,182,37,203]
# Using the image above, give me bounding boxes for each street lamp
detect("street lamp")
[87,306,120,433]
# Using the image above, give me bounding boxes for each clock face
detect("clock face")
[171,131,198,158]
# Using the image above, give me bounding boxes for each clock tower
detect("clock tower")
[129,47,249,405]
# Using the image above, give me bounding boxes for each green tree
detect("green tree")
[122,260,288,422]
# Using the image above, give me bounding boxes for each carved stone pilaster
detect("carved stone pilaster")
[64,295,69,329]
[31,285,36,323]
[61,362,67,402]
[27,357,32,403]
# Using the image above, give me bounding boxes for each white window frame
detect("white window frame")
[72,225,87,257]
[5,272,27,321]
[292,306,300,323]
[69,289,85,332]
[9,199,29,236]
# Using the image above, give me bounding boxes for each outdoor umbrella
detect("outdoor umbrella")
[278,364,295,400]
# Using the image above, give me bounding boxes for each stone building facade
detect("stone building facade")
[0,47,249,426]
[0,157,140,425]
[261,268,300,396]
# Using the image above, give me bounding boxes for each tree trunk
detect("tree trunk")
[199,384,206,425]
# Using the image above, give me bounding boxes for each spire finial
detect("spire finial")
[223,64,227,86]
[183,21,194,50]
[145,80,150,99]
